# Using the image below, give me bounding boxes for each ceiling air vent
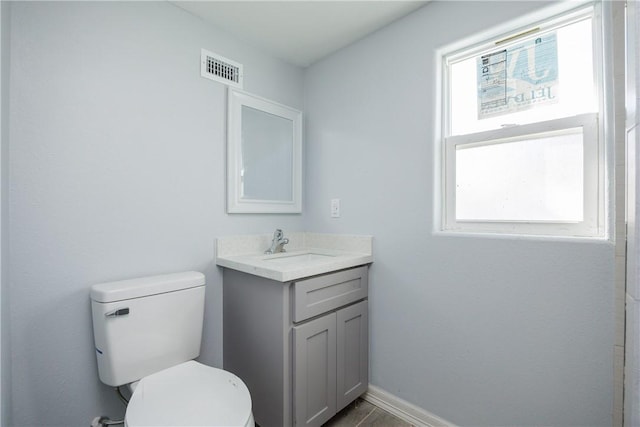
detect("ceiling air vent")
[201,49,243,88]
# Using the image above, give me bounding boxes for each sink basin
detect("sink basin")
[263,252,336,265]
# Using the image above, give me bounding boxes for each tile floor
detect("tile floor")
[322,398,412,427]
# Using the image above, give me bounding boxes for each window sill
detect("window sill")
[432,228,612,244]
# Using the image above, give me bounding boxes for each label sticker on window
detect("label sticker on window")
[478,32,558,119]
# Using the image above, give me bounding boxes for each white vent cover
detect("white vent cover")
[201,49,243,88]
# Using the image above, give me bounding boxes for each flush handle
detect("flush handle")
[105,308,130,318]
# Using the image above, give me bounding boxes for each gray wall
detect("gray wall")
[7,2,304,426]
[304,2,615,426]
[626,0,640,425]
[1,2,9,426]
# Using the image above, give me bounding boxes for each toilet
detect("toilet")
[90,271,254,427]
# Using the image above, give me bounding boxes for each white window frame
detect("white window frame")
[440,4,605,238]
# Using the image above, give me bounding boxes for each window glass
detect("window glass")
[449,18,595,136]
[455,129,584,221]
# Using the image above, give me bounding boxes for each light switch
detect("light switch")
[331,199,340,218]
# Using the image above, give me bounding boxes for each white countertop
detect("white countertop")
[215,233,373,282]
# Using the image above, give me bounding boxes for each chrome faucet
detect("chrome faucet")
[265,229,289,254]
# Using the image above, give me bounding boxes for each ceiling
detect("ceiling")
[172,1,428,67]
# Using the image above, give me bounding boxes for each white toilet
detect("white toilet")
[90,271,254,427]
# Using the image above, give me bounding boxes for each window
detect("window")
[442,6,603,237]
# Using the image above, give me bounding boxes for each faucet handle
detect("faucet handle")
[265,229,286,254]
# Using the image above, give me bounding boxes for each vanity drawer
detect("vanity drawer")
[293,266,368,323]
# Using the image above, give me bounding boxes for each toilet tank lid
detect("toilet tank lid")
[90,271,205,303]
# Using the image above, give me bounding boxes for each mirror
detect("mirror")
[227,88,302,213]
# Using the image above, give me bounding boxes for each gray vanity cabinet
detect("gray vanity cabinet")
[223,265,369,427]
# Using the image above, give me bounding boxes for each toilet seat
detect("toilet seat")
[125,360,253,427]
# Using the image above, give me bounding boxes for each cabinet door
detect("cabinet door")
[336,300,369,412]
[293,313,337,427]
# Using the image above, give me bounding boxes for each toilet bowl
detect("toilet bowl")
[125,361,253,427]
[90,271,254,427]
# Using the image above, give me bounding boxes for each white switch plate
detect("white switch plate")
[331,198,340,218]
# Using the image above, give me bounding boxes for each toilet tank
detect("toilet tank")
[90,271,206,387]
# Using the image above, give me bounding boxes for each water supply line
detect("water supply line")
[89,387,128,427]
[116,386,129,405]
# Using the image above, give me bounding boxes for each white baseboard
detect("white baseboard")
[362,384,457,427]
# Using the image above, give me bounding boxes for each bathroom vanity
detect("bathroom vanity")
[216,233,372,427]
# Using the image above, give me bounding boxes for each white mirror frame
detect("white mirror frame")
[227,88,302,213]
